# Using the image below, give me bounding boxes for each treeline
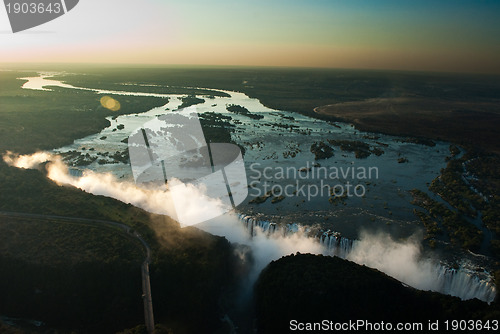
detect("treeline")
[255,253,500,334]
[0,217,144,266]
[176,95,205,110]
[0,71,241,333]
[424,148,500,258]
[226,104,264,120]
[410,189,483,252]
[0,256,143,333]
[0,78,166,155]
[0,161,239,333]
[199,112,246,156]
[0,161,156,245]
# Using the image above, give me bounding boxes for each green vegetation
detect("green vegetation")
[410,189,482,251]
[0,162,153,239]
[13,65,498,154]
[327,139,385,159]
[199,112,234,144]
[255,254,499,334]
[0,71,166,155]
[0,154,241,334]
[310,141,334,160]
[329,191,348,205]
[413,209,443,241]
[176,95,205,110]
[0,70,239,333]
[60,149,131,166]
[226,104,264,120]
[426,149,500,258]
[463,154,500,237]
[0,217,144,266]
[316,99,500,154]
[0,161,239,333]
[430,159,480,217]
[44,66,394,115]
[1,65,500,332]
[271,195,286,204]
[399,137,436,147]
[48,73,229,99]
[328,139,370,158]
[16,65,499,152]
[0,216,144,333]
[449,144,461,157]
[198,112,245,158]
[249,190,272,204]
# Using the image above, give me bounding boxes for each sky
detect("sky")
[1,0,499,73]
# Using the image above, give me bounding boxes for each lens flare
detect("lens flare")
[100,96,121,111]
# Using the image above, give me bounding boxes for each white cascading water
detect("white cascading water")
[238,214,497,303]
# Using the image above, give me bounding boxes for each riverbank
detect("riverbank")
[314,97,500,154]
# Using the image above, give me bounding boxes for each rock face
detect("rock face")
[254,253,496,334]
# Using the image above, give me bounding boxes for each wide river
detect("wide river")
[17,72,496,302]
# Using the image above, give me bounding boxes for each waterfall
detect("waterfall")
[434,266,496,302]
[318,231,356,259]
[241,215,297,237]
[237,214,496,303]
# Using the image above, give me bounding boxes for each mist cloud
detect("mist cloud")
[348,231,447,291]
[3,151,495,302]
[3,151,227,227]
[3,151,53,169]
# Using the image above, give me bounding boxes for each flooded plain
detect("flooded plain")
[25,73,449,239]
[16,72,496,302]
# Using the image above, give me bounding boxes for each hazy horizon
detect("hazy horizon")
[1,0,500,74]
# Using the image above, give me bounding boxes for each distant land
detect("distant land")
[0,65,499,333]
[315,97,500,154]
[24,65,498,153]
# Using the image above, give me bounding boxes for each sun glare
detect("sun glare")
[100,96,121,111]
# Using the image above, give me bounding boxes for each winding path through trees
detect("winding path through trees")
[0,211,155,333]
